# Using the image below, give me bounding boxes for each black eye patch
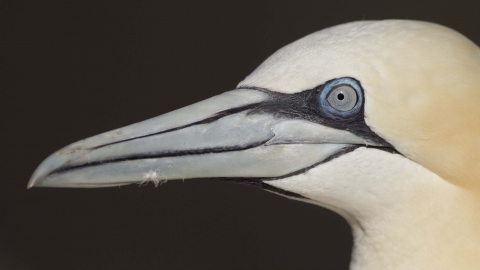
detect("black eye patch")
[237,77,392,147]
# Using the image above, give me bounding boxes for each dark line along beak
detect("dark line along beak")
[28,89,383,189]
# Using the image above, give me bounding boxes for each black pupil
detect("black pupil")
[337,93,345,100]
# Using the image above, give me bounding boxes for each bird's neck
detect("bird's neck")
[270,148,480,269]
[349,187,480,270]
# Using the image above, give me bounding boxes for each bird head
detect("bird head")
[28,20,480,224]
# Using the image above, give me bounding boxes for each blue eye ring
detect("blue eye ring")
[318,77,364,119]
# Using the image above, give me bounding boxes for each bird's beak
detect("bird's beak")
[28,89,378,189]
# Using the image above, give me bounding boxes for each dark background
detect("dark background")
[1,1,479,269]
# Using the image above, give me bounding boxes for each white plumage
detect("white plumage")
[29,20,480,269]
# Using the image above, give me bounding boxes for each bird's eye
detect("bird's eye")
[327,85,357,111]
[318,77,363,118]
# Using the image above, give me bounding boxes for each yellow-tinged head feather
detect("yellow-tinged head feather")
[240,20,480,192]
[363,22,480,192]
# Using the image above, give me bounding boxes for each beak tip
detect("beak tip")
[28,166,48,189]
[28,152,67,189]
[27,177,39,189]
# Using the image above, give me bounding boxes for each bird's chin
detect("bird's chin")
[219,144,398,199]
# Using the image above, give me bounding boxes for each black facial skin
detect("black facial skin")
[238,77,393,147]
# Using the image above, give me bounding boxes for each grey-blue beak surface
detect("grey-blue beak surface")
[28,89,376,189]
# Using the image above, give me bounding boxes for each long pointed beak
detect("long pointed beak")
[28,89,376,189]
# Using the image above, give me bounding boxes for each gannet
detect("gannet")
[28,20,480,269]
